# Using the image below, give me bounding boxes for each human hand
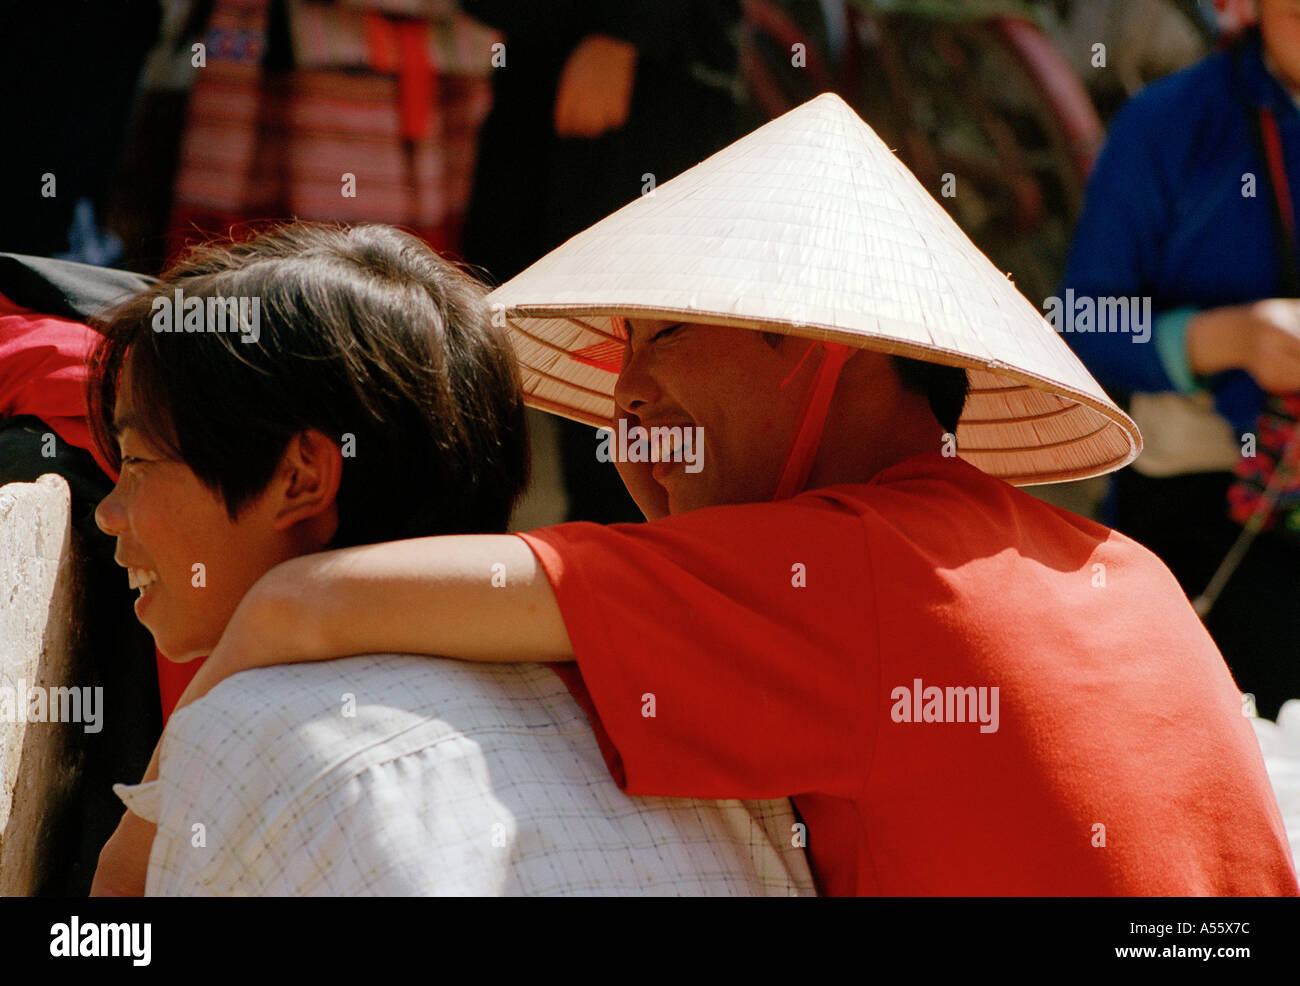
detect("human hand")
[553,34,637,138]
[163,571,293,717]
[90,808,156,897]
[88,609,260,897]
[89,734,163,897]
[89,594,260,897]
[1243,299,1300,393]
[1186,299,1300,393]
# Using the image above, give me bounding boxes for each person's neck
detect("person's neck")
[805,383,944,489]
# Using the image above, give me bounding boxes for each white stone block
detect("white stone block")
[0,474,79,896]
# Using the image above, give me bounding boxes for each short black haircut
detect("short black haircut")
[889,354,969,436]
[758,330,968,434]
[89,222,529,543]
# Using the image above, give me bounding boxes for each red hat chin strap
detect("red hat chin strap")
[773,341,853,501]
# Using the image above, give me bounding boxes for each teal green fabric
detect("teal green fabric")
[1152,307,1202,396]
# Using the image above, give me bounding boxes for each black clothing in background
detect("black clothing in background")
[1111,467,1300,722]
[0,1,161,257]
[461,1,747,524]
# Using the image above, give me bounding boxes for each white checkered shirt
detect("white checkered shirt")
[116,656,817,896]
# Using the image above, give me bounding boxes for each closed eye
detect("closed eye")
[652,322,685,342]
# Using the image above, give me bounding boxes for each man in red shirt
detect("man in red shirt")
[102,94,1300,896]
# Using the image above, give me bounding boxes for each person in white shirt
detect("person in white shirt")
[88,221,813,896]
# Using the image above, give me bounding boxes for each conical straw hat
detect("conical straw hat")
[489,92,1141,485]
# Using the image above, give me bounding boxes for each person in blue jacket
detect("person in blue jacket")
[1060,3,1300,720]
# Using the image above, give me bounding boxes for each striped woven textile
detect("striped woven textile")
[288,0,492,75]
[169,0,498,258]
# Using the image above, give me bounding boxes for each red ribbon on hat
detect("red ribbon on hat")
[574,318,850,501]
[569,317,629,372]
[773,340,853,500]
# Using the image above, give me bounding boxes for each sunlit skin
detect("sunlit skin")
[92,324,947,895]
[1260,0,1300,91]
[93,365,343,662]
[1185,1,1300,387]
[613,320,811,516]
[613,319,945,519]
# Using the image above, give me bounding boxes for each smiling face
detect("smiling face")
[93,363,337,661]
[612,319,814,515]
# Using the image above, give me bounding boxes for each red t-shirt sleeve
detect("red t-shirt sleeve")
[517,494,877,801]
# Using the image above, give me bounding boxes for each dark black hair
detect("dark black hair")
[889,355,969,436]
[89,222,529,543]
[757,330,968,434]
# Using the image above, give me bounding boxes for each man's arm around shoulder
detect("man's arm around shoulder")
[186,534,575,709]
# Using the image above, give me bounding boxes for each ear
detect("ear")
[271,429,342,541]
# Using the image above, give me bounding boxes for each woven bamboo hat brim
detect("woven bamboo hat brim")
[490,93,1141,485]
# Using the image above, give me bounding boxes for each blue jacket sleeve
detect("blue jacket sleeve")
[1059,98,1182,396]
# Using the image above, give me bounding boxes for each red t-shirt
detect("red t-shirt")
[519,450,1300,896]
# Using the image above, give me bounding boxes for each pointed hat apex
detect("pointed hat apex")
[490,92,1139,485]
